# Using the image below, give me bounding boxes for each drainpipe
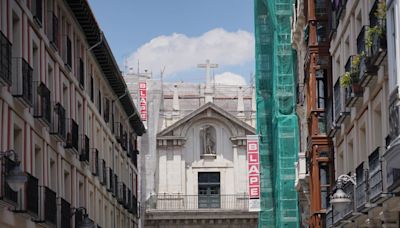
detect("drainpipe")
[88,31,103,51]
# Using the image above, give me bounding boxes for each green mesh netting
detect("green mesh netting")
[255,0,299,227]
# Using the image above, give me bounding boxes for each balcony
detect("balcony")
[326,98,340,137]
[60,197,71,228]
[368,148,383,202]
[79,135,90,163]
[333,81,349,125]
[132,194,138,216]
[355,162,367,211]
[113,174,118,198]
[78,58,84,89]
[357,26,379,87]
[332,206,343,226]
[50,103,66,142]
[11,57,33,107]
[90,149,99,176]
[132,149,138,169]
[385,138,400,192]
[31,0,43,26]
[107,168,113,192]
[118,182,127,205]
[38,186,57,225]
[368,0,387,66]
[146,194,249,211]
[326,207,333,228]
[25,173,39,217]
[47,11,59,50]
[332,0,347,28]
[0,157,18,205]
[99,159,107,186]
[33,82,51,126]
[127,189,132,212]
[65,119,79,153]
[344,56,363,107]
[341,180,354,219]
[0,31,12,86]
[75,207,93,228]
[64,36,72,70]
[113,122,123,143]
[121,132,128,151]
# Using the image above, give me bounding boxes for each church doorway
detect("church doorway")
[198,172,220,208]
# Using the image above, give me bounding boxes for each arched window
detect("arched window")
[200,125,216,155]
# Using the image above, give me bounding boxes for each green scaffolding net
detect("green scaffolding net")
[254,0,299,227]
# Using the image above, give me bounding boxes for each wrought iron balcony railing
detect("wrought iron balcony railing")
[31,0,43,26]
[355,162,367,211]
[113,122,123,143]
[25,173,39,216]
[132,194,138,215]
[368,147,383,202]
[385,139,400,192]
[47,11,59,50]
[39,186,57,225]
[78,58,84,88]
[90,149,99,176]
[332,0,347,28]
[99,159,107,186]
[113,174,118,198]
[344,56,363,107]
[132,149,138,169]
[146,194,249,211]
[326,207,333,228]
[12,57,33,106]
[1,157,18,205]
[357,26,379,87]
[127,189,132,212]
[50,102,66,142]
[342,180,354,219]
[33,82,51,126]
[79,135,90,163]
[0,31,12,86]
[107,168,113,192]
[369,0,387,66]
[64,36,72,70]
[65,119,79,153]
[326,97,340,137]
[333,81,349,125]
[60,197,71,228]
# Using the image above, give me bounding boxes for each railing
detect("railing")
[12,57,33,106]
[65,119,79,152]
[355,162,367,210]
[342,181,354,218]
[79,135,90,162]
[113,122,123,143]
[50,102,66,142]
[90,149,99,176]
[332,206,343,226]
[385,138,400,192]
[0,31,12,86]
[40,186,57,225]
[103,98,110,123]
[369,0,387,66]
[107,168,113,192]
[121,132,128,151]
[60,197,71,228]
[75,207,92,228]
[78,58,84,88]
[33,82,51,126]
[1,157,18,205]
[333,81,349,124]
[132,149,138,169]
[132,194,138,215]
[26,173,39,216]
[65,36,72,69]
[344,56,363,107]
[357,26,379,87]
[118,182,127,205]
[326,97,339,137]
[99,160,106,186]
[31,0,43,26]
[146,194,249,211]
[127,189,132,211]
[326,207,333,228]
[368,148,383,202]
[332,0,347,27]
[47,11,59,49]
[113,174,118,198]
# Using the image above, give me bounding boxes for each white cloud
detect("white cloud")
[128,28,254,76]
[213,72,247,86]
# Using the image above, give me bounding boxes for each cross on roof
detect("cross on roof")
[197,59,218,85]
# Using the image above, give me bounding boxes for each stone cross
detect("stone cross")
[197,59,218,86]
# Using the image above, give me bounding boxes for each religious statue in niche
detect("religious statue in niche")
[200,125,216,155]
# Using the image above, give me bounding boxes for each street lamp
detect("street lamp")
[330,174,356,211]
[0,150,27,192]
[72,207,95,228]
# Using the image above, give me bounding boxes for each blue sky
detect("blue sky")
[88,0,255,84]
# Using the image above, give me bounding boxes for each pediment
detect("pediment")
[157,102,256,138]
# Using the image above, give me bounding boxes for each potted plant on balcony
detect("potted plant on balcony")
[340,54,364,98]
[366,1,386,49]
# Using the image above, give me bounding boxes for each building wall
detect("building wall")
[0,0,141,227]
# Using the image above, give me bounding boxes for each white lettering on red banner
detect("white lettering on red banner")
[139,82,147,123]
[247,135,261,212]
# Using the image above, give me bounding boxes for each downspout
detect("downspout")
[88,31,104,51]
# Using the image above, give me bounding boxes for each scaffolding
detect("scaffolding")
[255,0,299,227]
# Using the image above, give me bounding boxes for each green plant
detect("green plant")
[366,1,387,48]
[340,71,352,87]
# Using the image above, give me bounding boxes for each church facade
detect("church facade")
[125,67,258,227]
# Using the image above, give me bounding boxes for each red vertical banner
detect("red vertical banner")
[139,82,147,128]
[247,135,261,212]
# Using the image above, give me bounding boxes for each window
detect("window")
[319,164,330,209]
[90,76,94,102]
[316,69,327,109]
[198,172,220,208]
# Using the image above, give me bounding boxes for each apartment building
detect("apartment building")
[325,0,399,227]
[0,0,145,227]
